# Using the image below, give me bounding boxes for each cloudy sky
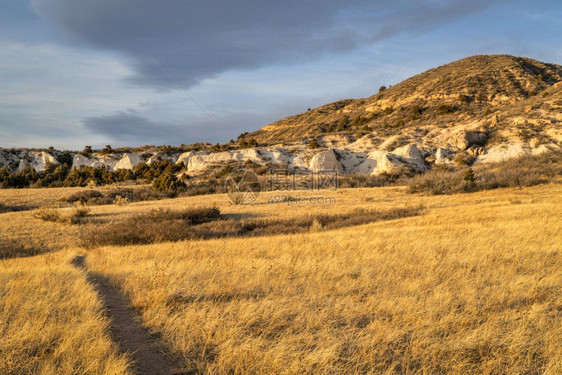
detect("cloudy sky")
[1,1,561,150]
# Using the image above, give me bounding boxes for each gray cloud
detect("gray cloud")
[83,112,191,145]
[31,0,494,89]
[82,110,276,146]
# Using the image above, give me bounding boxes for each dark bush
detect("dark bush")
[309,138,321,149]
[339,173,399,188]
[81,207,221,247]
[81,145,93,157]
[65,190,104,203]
[408,170,474,195]
[454,152,476,166]
[0,238,47,259]
[100,145,113,155]
[80,206,422,247]
[408,151,562,195]
[60,187,174,206]
[0,166,40,188]
[180,181,219,197]
[56,152,73,166]
[153,173,187,193]
[239,138,258,148]
[436,104,457,115]
[134,160,183,182]
[120,187,172,202]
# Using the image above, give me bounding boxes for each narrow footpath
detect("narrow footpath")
[72,255,196,375]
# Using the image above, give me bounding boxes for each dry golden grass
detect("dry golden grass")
[0,186,113,209]
[80,184,561,374]
[1,183,561,374]
[0,250,130,374]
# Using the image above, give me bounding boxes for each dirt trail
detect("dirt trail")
[72,255,195,375]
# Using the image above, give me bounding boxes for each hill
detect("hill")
[1,54,561,186]
[249,54,562,144]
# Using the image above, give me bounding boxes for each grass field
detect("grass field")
[0,183,561,374]
[0,250,130,374]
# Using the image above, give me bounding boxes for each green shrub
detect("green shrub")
[153,172,186,193]
[108,187,170,202]
[99,145,113,155]
[81,145,93,157]
[56,152,73,166]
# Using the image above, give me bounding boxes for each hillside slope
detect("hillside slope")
[250,55,562,144]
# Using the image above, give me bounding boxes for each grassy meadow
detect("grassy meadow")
[0,250,130,374]
[0,182,560,374]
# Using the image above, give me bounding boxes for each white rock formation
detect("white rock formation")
[115,153,143,170]
[15,151,57,172]
[72,154,94,170]
[71,153,120,170]
[392,144,425,169]
[147,153,163,166]
[308,149,343,173]
[17,158,30,172]
[474,142,559,164]
[475,143,527,164]
[98,155,120,170]
[28,151,58,172]
[318,134,354,148]
[337,150,367,173]
[176,151,208,166]
[289,153,308,170]
[447,130,488,150]
[187,149,267,172]
[350,144,426,175]
[258,147,292,166]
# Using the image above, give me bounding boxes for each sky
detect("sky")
[1,0,561,150]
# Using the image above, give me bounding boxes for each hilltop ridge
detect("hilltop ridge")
[249,54,562,144]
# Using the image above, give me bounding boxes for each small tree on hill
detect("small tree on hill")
[82,145,93,157]
[100,145,113,155]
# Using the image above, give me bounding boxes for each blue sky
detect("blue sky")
[1,0,561,150]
